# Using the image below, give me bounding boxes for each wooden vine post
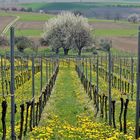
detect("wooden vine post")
[86,58,88,80]
[1,56,4,97]
[52,58,53,76]
[32,56,35,127]
[136,26,140,139]
[46,59,48,83]
[120,58,122,91]
[10,27,16,140]
[108,47,112,126]
[49,59,50,80]
[86,58,88,93]
[82,58,84,74]
[40,57,43,114]
[96,55,99,111]
[131,57,134,100]
[89,58,92,98]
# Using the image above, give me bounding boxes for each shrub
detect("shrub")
[27,8,33,12]
[19,8,26,12]
[99,39,112,52]
[0,36,9,46]
[15,36,34,53]
[11,7,17,11]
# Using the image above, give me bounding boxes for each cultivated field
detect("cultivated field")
[21,2,140,19]
[0,10,138,54]
[0,16,15,33]
[0,11,53,37]
[90,20,138,53]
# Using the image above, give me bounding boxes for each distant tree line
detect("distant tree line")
[0,7,33,12]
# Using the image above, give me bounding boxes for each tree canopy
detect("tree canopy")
[42,12,93,55]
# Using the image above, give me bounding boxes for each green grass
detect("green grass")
[94,29,137,37]
[21,3,46,10]
[52,66,84,124]
[15,29,43,36]
[0,46,133,58]
[0,11,53,21]
[38,64,94,127]
[111,48,136,56]
[5,29,43,37]
[89,18,140,26]
[89,18,116,23]
[18,13,53,21]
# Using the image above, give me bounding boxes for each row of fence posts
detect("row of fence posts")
[76,55,112,125]
[8,27,59,140]
[1,56,30,96]
[75,54,134,135]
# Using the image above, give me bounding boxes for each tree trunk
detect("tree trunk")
[64,48,69,55]
[78,49,82,56]
[55,48,59,54]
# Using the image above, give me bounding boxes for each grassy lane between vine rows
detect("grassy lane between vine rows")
[28,61,134,140]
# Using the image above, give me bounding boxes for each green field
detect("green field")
[0,11,137,38]
[20,2,140,11]
[14,29,43,37]
[0,12,53,21]
[94,29,137,37]
[6,28,137,38]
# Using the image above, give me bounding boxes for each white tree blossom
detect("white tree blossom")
[43,12,93,55]
[128,13,140,23]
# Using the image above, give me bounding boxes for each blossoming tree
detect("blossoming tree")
[43,12,93,55]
